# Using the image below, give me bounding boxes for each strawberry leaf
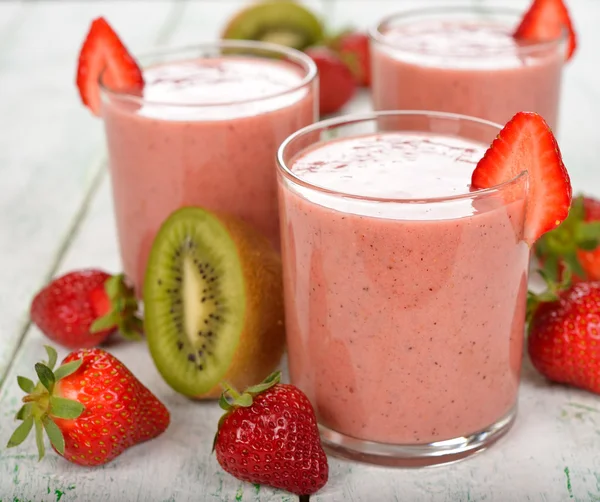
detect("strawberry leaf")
[527,266,573,326]
[34,363,55,393]
[220,381,241,400]
[54,359,83,381]
[6,416,34,448]
[540,253,559,282]
[42,417,65,455]
[17,376,35,394]
[104,274,123,299]
[575,221,600,250]
[118,317,144,341]
[245,371,281,395]
[90,311,119,333]
[92,273,142,340]
[534,195,600,280]
[43,345,58,371]
[34,418,45,460]
[14,404,32,421]
[218,393,232,412]
[562,251,585,279]
[49,396,84,419]
[220,382,252,407]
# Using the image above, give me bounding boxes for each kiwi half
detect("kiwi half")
[222,0,324,51]
[143,207,286,398]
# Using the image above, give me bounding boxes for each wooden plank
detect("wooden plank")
[0,0,182,383]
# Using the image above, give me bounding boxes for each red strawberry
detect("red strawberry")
[76,17,144,116]
[30,269,142,349]
[471,111,572,246]
[535,195,600,282]
[214,372,328,497]
[331,31,371,87]
[528,280,600,394]
[6,346,170,465]
[305,46,356,116]
[514,0,577,61]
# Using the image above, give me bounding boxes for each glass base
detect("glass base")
[319,406,516,468]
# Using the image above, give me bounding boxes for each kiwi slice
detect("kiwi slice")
[222,0,324,51]
[143,207,286,398]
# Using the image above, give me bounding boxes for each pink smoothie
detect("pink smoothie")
[372,19,564,129]
[279,132,529,444]
[102,56,316,293]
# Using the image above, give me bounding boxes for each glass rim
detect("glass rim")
[276,110,528,204]
[99,40,318,108]
[369,4,568,58]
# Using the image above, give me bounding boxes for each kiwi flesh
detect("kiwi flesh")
[143,207,286,398]
[222,0,324,51]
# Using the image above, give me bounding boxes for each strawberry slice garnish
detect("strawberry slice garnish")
[471,111,572,246]
[76,17,144,116]
[514,0,577,61]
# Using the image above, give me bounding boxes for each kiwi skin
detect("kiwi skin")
[143,207,286,400]
[197,212,286,399]
[222,0,324,51]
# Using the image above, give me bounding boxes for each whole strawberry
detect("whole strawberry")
[30,269,142,349]
[305,46,356,116]
[528,279,600,394]
[330,31,371,87]
[535,195,600,283]
[214,372,328,497]
[6,346,169,465]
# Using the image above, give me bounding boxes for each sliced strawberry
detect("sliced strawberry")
[76,17,144,116]
[471,111,572,246]
[514,0,577,61]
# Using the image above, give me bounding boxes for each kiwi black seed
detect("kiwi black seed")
[143,207,286,398]
[221,0,324,51]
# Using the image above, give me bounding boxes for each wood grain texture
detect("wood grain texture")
[0,1,182,383]
[2,0,600,500]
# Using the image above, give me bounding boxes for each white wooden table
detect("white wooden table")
[1,0,599,500]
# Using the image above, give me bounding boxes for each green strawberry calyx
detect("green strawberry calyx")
[212,371,281,451]
[90,273,143,341]
[534,195,600,281]
[526,267,573,327]
[6,345,85,460]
